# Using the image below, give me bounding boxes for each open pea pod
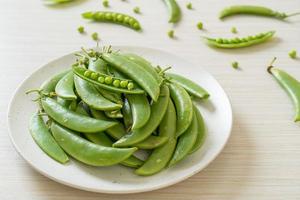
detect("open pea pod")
[72,65,144,94]
[51,123,137,166]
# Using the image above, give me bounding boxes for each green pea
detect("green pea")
[127,82,134,90]
[197,22,203,30]
[247,35,254,40]
[186,2,192,10]
[133,7,140,14]
[112,13,118,21]
[120,80,129,88]
[98,76,105,83]
[223,39,229,44]
[105,76,113,84]
[216,38,223,43]
[77,26,85,34]
[113,79,120,87]
[233,37,240,43]
[84,70,92,77]
[133,23,140,30]
[231,61,239,69]
[289,50,297,59]
[105,13,112,20]
[91,32,99,41]
[129,18,135,25]
[96,12,104,20]
[117,14,124,22]
[102,0,109,7]
[241,38,248,43]
[90,72,98,80]
[124,16,130,24]
[168,30,174,38]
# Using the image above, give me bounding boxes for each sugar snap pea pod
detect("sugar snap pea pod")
[125,94,151,130]
[162,0,181,23]
[82,11,142,31]
[74,75,122,111]
[40,70,70,94]
[57,97,72,108]
[96,88,123,105]
[122,98,133,130]
[113,85,169,147]
[122,53,162,84]
[104,110,123,118]
[55,72,77,100]
[88,58,108,74]
[168,111,198,167]
[73,66,144,94]
[204,31,275,49]
[219,5,300,20]
[169,82,193,138]
[135,99,177,175]
[90,108,168,149]
[268,61,300,122]
[102,53,160,101]
[189,105,206,154]
[51,123,137,166]
[29,113,69,164]
[167,73,209,99]
[41,97,117,133]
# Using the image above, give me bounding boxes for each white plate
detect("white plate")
[7,46,233,194]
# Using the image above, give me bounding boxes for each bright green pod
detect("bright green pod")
[168,111,198,167]
[135,99,177,175]
[96,87,123,105]
[40,70,70,94]
[88,58,108,74]
[125,94,151,130]
[167,73,209,99]
[29,113,69,164]
[113,85,169,147]
[122,98,133,130]
[74,75,122,111]
[168,82,193,138]
[55,72,77,100]
[56,97,72,108]
[41,97,117,133]
[163,0,181,23]
[51,123,137,166]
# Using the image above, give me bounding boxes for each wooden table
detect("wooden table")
[1,0,300,199]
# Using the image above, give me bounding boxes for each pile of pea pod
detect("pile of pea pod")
[28,47,210,176]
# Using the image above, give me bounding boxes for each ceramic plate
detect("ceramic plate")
[8,46,233,193]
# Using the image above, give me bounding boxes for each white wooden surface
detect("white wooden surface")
[1,0,300,199]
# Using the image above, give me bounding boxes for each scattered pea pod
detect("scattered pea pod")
[41,97,117,133]
[219,5,300,20]
[135,99,177,176]
[29,113,69,164]
[167,73,209,99]
[51,122,137,166]
[162,0,181,23]
[169,82,193,138]
[55,72,77,100]
[102,53,161,101]
[74,75,122,111]
[268,58,300,122]
[72,65,144,94]
[82,11,141,31]
[204,31,275,49]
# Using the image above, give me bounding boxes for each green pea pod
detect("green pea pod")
[96,87,123,105]
[268,66,300,122]
[163,0,181,23]
[168,111,198,167]
[122,98,133,130]
[168,82,193,137]
[189,105,206,154]
[125,94,151,130]
[68,100,77,111]
[104,110,123,118]
[88,58,108,74]
[55,72,77,100]
[123,53,162,84]
[57,97,72,108]
[135,99,177,176]
[41,97,117,133]
[167,73,209,99]
[113,85,169,147]
[90,108,168,149]
[102,53,160,101]
[29,113,69,164]
[51,123,137,166]
[74,75,122,111]
[40,70,71,94]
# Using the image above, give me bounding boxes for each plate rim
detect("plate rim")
[7,45,233,194]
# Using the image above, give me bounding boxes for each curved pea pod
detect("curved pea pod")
[168,82,193,138]
[57,97,72,108]
[104,110,123,118]
[74,75,122,111]
[122,53,162,84]
[135,99,177,175]
[189,105,206,154]
[122,98,133,130]
[73,65,144,94]
[102,53,160,101]
[167,73,209,99]
[55,72,77,100]
[113,85,169,147]
[162,0,181,23]
[268,66,300,122]
[40,70,70,94]
[41,97,117,133]
[29,113,69,164]
[96,87,123,105]
[51,123,137,166]
[204,31,275,49]
[125,94,151,130]
[88,57,108,74]
[168,111,198,167]
[90,108,168,149]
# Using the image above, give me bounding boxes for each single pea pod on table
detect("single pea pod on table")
[82,11,141,31]
[162,0,181,23]
[204,31,275,49]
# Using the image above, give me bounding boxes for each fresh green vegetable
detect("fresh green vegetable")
[91,32,99,41]
[163,0,181,23]
[102,0,109,7]
[231,61,239,69]
[289,50,297,59]
[77,26,85,34]
[55,72,77,100]
[197,22,203,30]
[231,26,237,34]
[186,2,192,10]
[168,30,174,38]
[133,7,140,14]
